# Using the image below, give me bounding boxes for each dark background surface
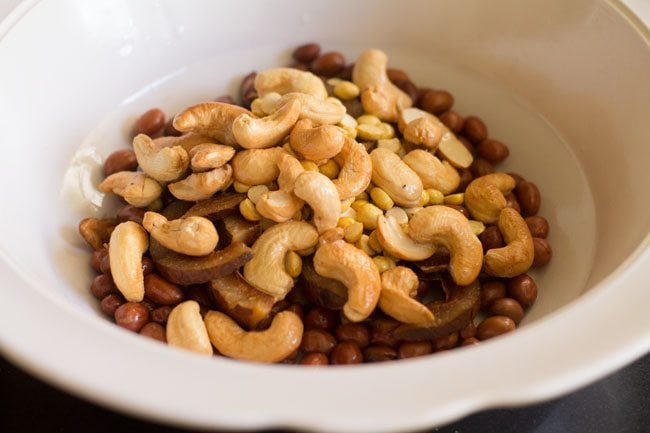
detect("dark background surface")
[1,353,648,433]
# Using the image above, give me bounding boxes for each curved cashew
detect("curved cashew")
[232,147,286,185]
[376,214,436,260]
[379,266,435,324]
[108,221,148,302]
[465,173,516,223]
[254,67,328,100]
[173,102,252,146]
[243,221,319,299]
[278,92,346,125]
[352,49,412,122]
[167,301,213,356]
[399,108,473,169]
[232,97,301,149]
[407,206,483,286]
[332,137,373,200]
[99,171,162,207]
[168,165,232,201]
[132,134,189,182]
[289,118,346,161]
[205,310,303,363]
[483,207,534,277]
[154,132,216,153]
[293,171,340,233]
[189,143,236,172]
[256,153,305,222]
[313,239,381,322]
[370,148,423,207]
[403,117,443,151]
[402,149,460,194]
[142,211,218,256]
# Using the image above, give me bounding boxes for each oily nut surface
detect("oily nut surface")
[289,118,346,161]
[205,310,303,363]
[293,171,341,234]
[402,149,461,195]
[256,153,305,222]
[189,143,236,172]
[232,147,286,186]
[465,173,516,223]
[168,165,233,201]
[99,171,162,208]
[254,67,328,100]
[132,134,189,182]
[142,212,218,257]
[370,148,423,207]
[483,207,535,277]
[172,102,251,146]
[376,214,436,261]
[232,97,301,149]
[379,266,435,324]
[333,137,373,200]
[166,300,213,356]
[109,221,149,302]
[313,239,382,322]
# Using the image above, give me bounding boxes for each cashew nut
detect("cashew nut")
[254,67,328,100]
[189,143,236,172]
[379,267,435,324]
[232,97,301,149]
[243,221,319,299]
[403,117,443,151]
[293,171,340,233]
[173,102,252,146]
[289,118,346,161]
[376,214,436,260]
[352,49,412,122]
[483,207,534,277]
[99,171,162,207]
[332,137,373,200]
[204,310,303,363]
[167,301,213,356]
[402,149,460,195]
[464,173,516,223]
[168,165,232,201]
[370,148,423,207]
[232,147,286,185]
[154,132,216,153]
[132,134,189,182]
[256,154,305,222]
[313,239,381,322]
[142,211,218,256]
[278,92,346,125]
[407,206,483,286]
[108,221,148,302]
[399,107,473,168]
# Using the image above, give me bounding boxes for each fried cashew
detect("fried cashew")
[99,171,162,207]
[153,132,216,153]
[278,92,346,125]
[379,266,435,324]
[231,147,286,185]
[376,214,436,260]
[313,239,381,322]
[168,165,232,201]
[370,148,423,207]
[109,221,148,302]
[189,143,236,172]
[352,49,413,122]
[483,207,534,277]
[256,153,305,222]
[289,118,346,161]
[332,137,373,200]
[132,134,189,182]
[402,149,460,195]
[204,310,303,363]
[142,211,218,257]
[172,102,251,146]
[243,221,319,299]
[403,117,443,151]
[464,173,516,223]
[399,108,473,168]
[167,301,213,356]
[293,171,340,233]
[407,206,483,286]
[232,97,301,149]
[254,67,328,100]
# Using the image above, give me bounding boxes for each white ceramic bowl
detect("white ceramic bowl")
[0,0,649,431]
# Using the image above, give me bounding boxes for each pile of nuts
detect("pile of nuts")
[78,43,553,365]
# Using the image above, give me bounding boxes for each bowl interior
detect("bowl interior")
[0,0,649,430]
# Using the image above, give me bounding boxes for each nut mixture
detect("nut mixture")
[78,43,553,365]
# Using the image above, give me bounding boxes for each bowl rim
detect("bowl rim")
[0,0,649,432]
